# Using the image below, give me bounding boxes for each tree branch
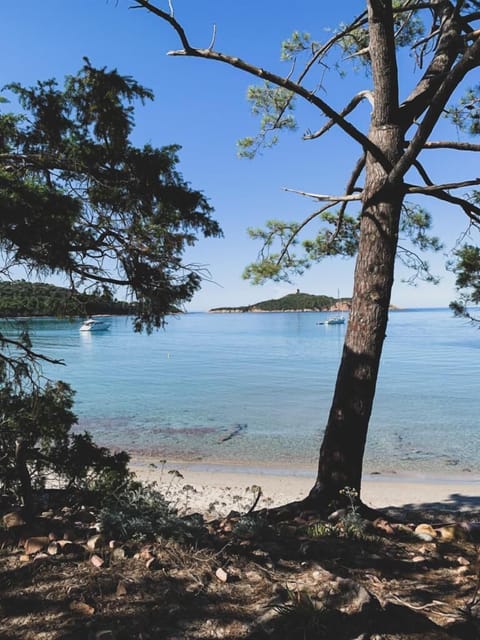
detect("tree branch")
[390,31,480,183]
[276,155,365,265]
[133,0,392,169]
[399,1,465,127]
[0,335,65,367]
[404,181,480,222]
[421,140,480,151]
[405,176,480,192]
[282,188,362,202]
[304,91,374,140]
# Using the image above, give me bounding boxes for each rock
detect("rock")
[69,600,95,615]
[47,541,60,556]
[411,555,425,563]
[414,524,437,541]
[111,547,126,561]
[391,523,414,537]
[87,533,104,551]
[373,518,395,536]
[90,554,104,568]
[215,567,229,583]
[457,556,470,566]
[324,577,375,615]
[437,525,458,542]
[3,511,26,529]
[116,580,128,596]
[328,508,347,523]
[33,552,50,562]
[24,536,50,555]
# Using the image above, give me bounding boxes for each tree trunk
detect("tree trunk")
[307,173,403,508]
[15,438,34,518]
[307,0,404,510]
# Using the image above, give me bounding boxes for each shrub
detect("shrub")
[99,481,205,542]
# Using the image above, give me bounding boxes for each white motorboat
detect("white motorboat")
[80,316,111,332]
[323,316,345,325]
[317,316,346,325]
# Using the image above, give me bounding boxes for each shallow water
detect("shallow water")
[5,308,479,475]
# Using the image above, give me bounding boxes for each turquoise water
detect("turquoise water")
[5,309,479,475]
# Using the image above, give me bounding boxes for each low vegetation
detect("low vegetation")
[0,281,135,318]
[1,474,479,639]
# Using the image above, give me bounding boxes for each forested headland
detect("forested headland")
[210,291,350,313]
[0,281,135,318]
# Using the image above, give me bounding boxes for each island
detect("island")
[209,290,351,313]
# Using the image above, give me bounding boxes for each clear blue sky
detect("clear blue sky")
[2,1,477,309]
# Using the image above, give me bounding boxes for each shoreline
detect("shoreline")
[128,456,480,517]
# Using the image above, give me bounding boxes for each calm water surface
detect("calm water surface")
[7,309,479,475]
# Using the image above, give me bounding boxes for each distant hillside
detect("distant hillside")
[210,291,351,313]
[0,281,135,318]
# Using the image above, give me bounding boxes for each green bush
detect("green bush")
[0,378,131,511]
[99,481,205,542]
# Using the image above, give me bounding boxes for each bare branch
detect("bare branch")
[277,154,365,264]
[290,9,367,85]
[276,202,338,265]
[411,26,441,50]
[335,153,366,235]
[207,24,217,52]
[404,180,480,223]
[421,140,480,151]
[132,0,192,51]
[304,90,374,140]
[282,188,362,202]
[134,0,391,168]
[412,159,434,185]
[406,176,480,192]
[396,244,439,284]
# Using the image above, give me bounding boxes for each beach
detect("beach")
[129,457,480,518]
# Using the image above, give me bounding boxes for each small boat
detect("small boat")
[80,316,111,332]
[316,316,345,325]
[317,289,346,325]
[323,316,345,325]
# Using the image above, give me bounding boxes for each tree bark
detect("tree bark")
[307,156,403,507]
[307,0,404,509]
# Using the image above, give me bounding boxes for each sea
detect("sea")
[3,308,479,477]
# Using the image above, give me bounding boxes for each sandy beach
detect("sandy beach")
[129,457,480,518]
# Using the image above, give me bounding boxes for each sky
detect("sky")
[1,0,478,310]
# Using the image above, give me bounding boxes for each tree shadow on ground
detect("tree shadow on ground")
[1,496,479,640]
[383,493,480,523]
